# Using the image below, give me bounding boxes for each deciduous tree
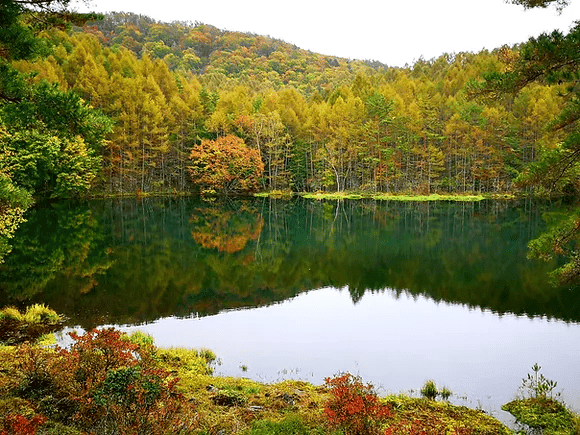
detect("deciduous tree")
[189,135,264,194]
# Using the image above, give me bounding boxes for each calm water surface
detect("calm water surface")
[115,287,580,421]
[1,197,579,421]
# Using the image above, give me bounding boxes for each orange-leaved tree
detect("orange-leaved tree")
[189,135,264,194]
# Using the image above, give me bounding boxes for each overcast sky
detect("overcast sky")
[75,0,580,67]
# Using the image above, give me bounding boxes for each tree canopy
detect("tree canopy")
[470,24,580,193]
[189,135,264,194]
[474,0,580,285]
[507,0,569,9]
[0,0,110,201]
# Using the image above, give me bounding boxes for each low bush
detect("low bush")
[420,380,452,401]
[323,373,392,435]
[0,414,46,435]
[420,380,438,400]
[503,397,577,435]
[0,310,534,435]
[1,328,198,434]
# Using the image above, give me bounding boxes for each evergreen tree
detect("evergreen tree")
[472,0,579,285]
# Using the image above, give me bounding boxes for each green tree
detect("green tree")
[0,0,110,199]
[470,23,580,194]
[472,0,580,285]
[0,81,110,198]
[507,0,568,9]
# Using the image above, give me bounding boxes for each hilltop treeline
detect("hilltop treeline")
[9,13,567,195]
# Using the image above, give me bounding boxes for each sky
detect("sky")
[74,0,580,67]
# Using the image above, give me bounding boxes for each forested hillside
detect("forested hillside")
[82,12,376,91]
[6,12,571,196]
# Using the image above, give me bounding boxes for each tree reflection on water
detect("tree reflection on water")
[0,197,577,328]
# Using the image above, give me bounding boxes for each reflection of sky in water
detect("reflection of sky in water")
[109,287,580,422]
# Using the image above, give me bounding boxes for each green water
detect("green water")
[0,197,576,326]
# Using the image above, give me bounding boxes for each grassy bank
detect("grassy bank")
[300,192,487,201]
[256,190,517,201]
[82,189,515,202]
[1,307,577,435]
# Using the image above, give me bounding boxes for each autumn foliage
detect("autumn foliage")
[324,373,392,435]
[10,19,578,197]
[0,414,46,435]
[191,205,264,253]
[0,324,516,435]
[189,135,264,194]
[1,328,194,435]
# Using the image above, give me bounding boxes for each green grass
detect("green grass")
[156,346,217,376]
[0,305,64,346]
[0,304,63,324]
[254,190,294,199]
[0,307,23,322]
[503,398,580,435]
[22,304,62,324]
[299,191,488,201]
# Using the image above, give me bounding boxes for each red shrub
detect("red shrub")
[0,414,46,435]
[8,328,196,434]
[63,329,192,434]
[324,373,392,435]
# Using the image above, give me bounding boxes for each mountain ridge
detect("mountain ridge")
[81,12,391,80]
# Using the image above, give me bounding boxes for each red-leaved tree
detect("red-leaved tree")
[189,135,264,194]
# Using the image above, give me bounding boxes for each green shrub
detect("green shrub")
[520,363,559,399]
[420,380,438,400]
[502,364,578,435]
[440,387,452,401]
[419,380,452,401]
[157,347,216,375]
[126,330,154,347]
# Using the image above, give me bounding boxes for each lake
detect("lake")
[1,196,579,423]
